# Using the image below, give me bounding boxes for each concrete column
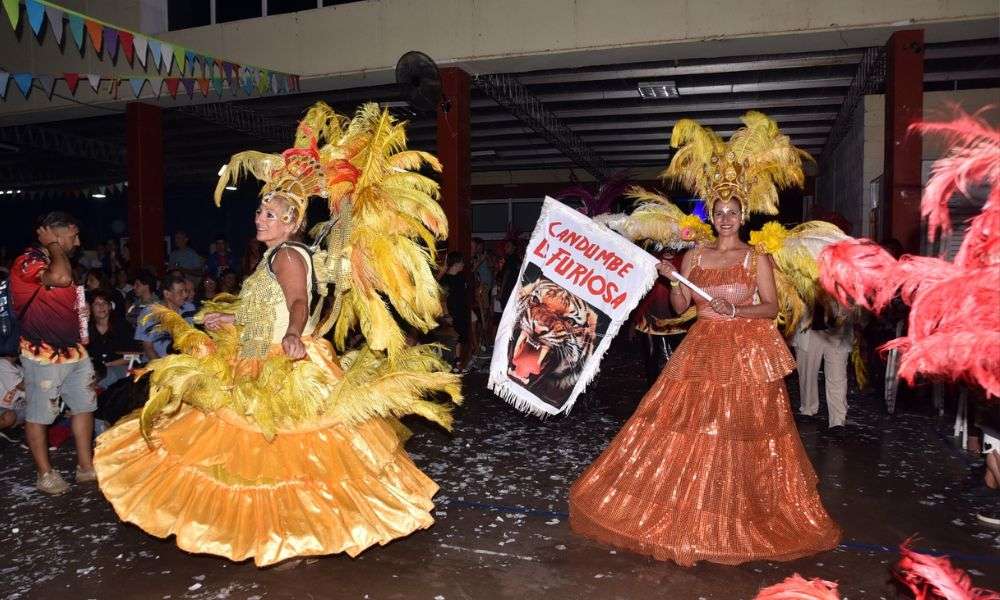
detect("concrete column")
[126,102,165,273]
[437,67,472,260]
[883,29,924,251]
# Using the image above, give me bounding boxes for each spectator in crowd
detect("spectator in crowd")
[471,238,495,349]
[167,231,204,282]
[206,235,234,278]
[198,274,219,303]
[165,269,198,321]
[87,289,136,389]
[126,271,158,327]
[114,269,132,300]
[497,239,524,309]
[438,251,472,373]
[630,247,689,388]
[10,212,97,495]
[0,355,25,443]
[102,239,126,278]
[242,239,266,277]
[135,272,192,362]
[220,271,239,295]
[85,269,126,321]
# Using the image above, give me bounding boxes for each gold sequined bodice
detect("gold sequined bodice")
[235,244,316,358]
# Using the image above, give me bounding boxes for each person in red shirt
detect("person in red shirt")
[10,212,96,496]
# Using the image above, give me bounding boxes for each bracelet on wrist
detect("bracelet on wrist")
[730,305,737,318]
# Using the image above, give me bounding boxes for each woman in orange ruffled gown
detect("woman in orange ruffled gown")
[569,193,841,566]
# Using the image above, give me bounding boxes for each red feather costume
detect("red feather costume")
[818,108,1000,398]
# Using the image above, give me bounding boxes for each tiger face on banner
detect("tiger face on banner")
[507,267,603,406]
[490,197,658,417]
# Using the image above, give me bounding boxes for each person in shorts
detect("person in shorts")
[10,212,96,495]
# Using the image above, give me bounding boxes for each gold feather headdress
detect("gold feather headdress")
[214,102,448,356]
[663,111,813,221]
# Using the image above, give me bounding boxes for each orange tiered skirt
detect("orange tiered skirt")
[94,406,437,566]
[569,317,841,566]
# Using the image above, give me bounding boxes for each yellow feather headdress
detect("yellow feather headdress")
[214,102,448,357]
[663,111,813,221]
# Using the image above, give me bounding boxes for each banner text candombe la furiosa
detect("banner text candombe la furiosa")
[531,221,636,313]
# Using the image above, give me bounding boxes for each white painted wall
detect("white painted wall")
[1,0,995,123]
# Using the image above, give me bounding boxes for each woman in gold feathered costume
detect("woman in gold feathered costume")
[570,112,841,566]
[93,103,461,567]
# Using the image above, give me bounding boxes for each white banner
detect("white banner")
[489,197,659,417]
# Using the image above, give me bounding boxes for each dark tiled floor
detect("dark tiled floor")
[1,342,997,599]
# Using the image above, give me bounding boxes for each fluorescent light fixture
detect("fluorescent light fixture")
[225,185,238,191]
[637,81,679,99]
[380,100,410,108]
[471,149,497,158]
[16,189,22,193]
[92,193,107,199]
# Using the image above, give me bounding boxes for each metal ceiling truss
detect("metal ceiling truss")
[472,73,610,180]
[819,46,886,165]
[174,102,291,145]
[0,124,125,166]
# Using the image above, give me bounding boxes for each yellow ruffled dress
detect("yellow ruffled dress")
[94,244,460,566]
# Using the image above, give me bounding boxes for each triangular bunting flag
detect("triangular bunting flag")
[2,0,18,30]
[222,61,233,82]
[148,77,162,97]
[119,31,134,64]
[164,77,180,98]
[103,27,119,61]
[271,73,279,94]
[149,39,161,70]
[44,6,62,44]
[173,45,186,74]
[196,77,209,97]
[290,75,299,91]
[241,76,254,96]
[63,72,80,95]
[206,57,216,77]
[129,77,145,97]
[37,74,55,98]
[133,34,148,67]
[85,20,102,53]
[0,72,9,100]
[85,73,101,92]
[13,74,33,98]
[25,0,44,38]
[161,43,174,73]
[211,77,223,96]
[180,78,195,98]
[67,14,84,51]
[184,50,196,74]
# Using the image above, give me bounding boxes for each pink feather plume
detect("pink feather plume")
[909,107,1000,246]
[895,541,1000,600]
[820,110,1000,398]
[753,574,841,600]
[818,239,897,311]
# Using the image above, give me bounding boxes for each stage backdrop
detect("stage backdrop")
[489,197,658,417]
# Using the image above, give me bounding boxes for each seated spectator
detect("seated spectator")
[126,271,158,327]
[88,289,138,390]
[85,269,126,321]
[220,271,239,295]
[167,230,204,282]
[0,355,25,442]
[114,269,133,303]
[135,272,192,362]
[198,274,219,304]
[206,236,234,278]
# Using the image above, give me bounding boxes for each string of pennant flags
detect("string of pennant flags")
[1,0,300,100]
[0,69,299,100]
